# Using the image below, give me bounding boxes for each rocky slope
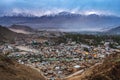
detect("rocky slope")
[0,25,17,42]
[66,52,120,80]
[0,54,45,80]
[0,25,27,44]
[9,24,34,34]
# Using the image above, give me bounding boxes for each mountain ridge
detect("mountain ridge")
[2,11,120,18]
[105,26,120,35]
[9,24,35,33]
[0,25,17,42]
[0,12,120,31]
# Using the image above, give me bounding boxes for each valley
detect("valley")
[0,25,120,80]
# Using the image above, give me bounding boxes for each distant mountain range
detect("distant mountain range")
[0,11,120,32]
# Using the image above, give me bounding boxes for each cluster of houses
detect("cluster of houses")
[1,39,119,80]
[0,30,120,80]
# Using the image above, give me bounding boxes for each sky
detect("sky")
[0,0,120,16]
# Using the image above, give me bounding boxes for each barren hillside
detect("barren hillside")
[0,54,46,80]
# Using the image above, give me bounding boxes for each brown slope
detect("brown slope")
[0,25,27,44]
[9,24,34,32]
[0,25,17,42]
[66,52,120,80]
[0,54,46,80]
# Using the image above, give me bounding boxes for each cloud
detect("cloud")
[9,8,67,16]
[0,0,120,16]
[2,8,116,17]
[81,10,115,16]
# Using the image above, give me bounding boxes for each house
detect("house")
[73,65,81,72]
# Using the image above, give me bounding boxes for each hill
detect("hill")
[9,25,34,32]
[0,54,45,80]
[0,25,27,44]
[66,52,120,80]
[0,25,17,42]
[106,26,120,35]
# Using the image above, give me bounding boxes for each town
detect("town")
[0,32,120,80]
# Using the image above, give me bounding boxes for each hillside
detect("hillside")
[9,24,34,32]
[66,52,120,80]
[0,25,17,42]
[106,26,120,35]
[0,54,45,80]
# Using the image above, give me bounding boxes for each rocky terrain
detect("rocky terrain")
[0,54,45,80]
[0,25,31,44]
[0,25,17,42]
[66,52,120,80]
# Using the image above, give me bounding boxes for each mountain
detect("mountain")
[66,52,120,80]
[0,54,45,80]
[0,25,26,44]
[106,26,120,35]
[0,12,120,32]
[0,25,17,42]
[9,24,34,34]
